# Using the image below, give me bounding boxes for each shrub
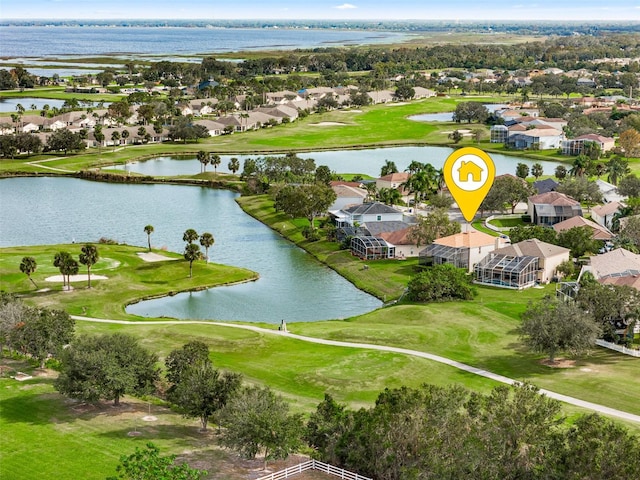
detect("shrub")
[406,264,476,302]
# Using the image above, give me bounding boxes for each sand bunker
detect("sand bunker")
[309,121,346,126]
[137,252,178,262]
[45,274,108,283]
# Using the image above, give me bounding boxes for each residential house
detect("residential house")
[533,178,559,195]
[506,127,564,150]
[334,203,417,260]
[244,111,277,130]
[194,119,226,137]
[527,191,583,226]
[592,202,623,230]
[474,238,570,289]
[366,222,419,258]
[561,134,616,156]
[367,89,396,104]
[490,124,509,143]
[331,202,405,228]
[187,99,216,116]
[329,184,368,211]
[420,229,504,273]
[217,115,245,133]
[589,248,640,278]
[301,87,334,101]
[376,172,411,204]
[596,179,626,204]
[256,105,299,122]
[412,87,436,99]
[552,216,613,241]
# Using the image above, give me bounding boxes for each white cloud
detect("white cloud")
[335,3,357,10]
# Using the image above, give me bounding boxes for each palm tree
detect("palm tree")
[210,153,221,174]
[79,244,99,288]
[20,256,38,289]
[184,243,202,278]
[197,150,209,173]
[569,155,589,178]
[183,228,199,244]
[378,187,402,206]
[405,160,424,175]
[199,232,215,261]
[606,156,630,186]
[228,157,240,175]
[120,129,129,147]
[364,182,378,202]
[380,160,398,177]
[144,225,154,251]
[54,251,78,290]
[111,131,120,151]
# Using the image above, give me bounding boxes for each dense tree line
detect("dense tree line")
[306,383,640,480]
[0,293,74,368]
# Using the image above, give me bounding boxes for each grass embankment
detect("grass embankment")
[234,193,640,422]
[0,86,126,104]
[1,94,584,175]
[0,243,258,319]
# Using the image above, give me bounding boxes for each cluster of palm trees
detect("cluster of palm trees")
[567,154,630,185]
[196,151,241,175]
[20,245,100,292]
[182,228,215,278]
[372,159,445,207]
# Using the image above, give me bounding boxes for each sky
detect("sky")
[2,0,640,21]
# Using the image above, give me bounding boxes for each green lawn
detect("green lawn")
[487,216,527,228]
[0,244,257,319]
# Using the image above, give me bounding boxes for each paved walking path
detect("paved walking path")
[26,157,74,173]
[72,315,640,424]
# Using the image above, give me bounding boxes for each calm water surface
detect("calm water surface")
[0,26,406,58]
[111,146,563,177]
[0,98,67,112]
[0,177,381,323]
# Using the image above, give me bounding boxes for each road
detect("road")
[72,315,640,424]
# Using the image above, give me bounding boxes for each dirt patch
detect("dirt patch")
[309,122,346,126]
[45,274,108,283]
[137,252,178,262]
[539,358,576,368]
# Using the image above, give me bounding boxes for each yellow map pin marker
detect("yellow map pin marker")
[443,147,495,222]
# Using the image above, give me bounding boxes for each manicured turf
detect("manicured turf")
[0,244,257,319]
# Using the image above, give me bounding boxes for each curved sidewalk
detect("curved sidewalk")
[72,315,640,424]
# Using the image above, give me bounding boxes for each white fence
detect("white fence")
[255,460,371,480]
[596,339,640,358]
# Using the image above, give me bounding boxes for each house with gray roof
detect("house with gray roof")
[331,202,406,228]
[527,191,582,226]
[474,238,570,289]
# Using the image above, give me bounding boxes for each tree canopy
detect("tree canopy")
[55,333,159,406]
[274,184,336,231]
[106,443,206,480]
[219,385,304,469]
[407,263,476,302]
[519,296,601,363]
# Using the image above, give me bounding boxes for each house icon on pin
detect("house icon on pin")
[458,161,483,182]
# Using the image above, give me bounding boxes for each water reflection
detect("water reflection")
[111,145,563,178]
[0,177,382,323]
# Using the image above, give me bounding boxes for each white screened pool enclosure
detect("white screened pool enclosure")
[350,236,395,260]
[474,253,539,289]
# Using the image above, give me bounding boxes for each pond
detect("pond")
[408,103,509,122]
[110,145,563,178]
[0,177,382,323]
[0,97,68,112]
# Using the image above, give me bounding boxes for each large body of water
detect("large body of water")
[111,146,563,178]
[0,26,406,58]
[0,177,382,323]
